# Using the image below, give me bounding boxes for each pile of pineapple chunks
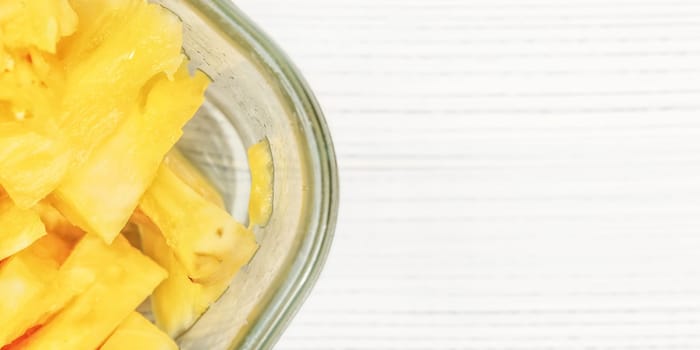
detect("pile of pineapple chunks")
[0,0,273,348]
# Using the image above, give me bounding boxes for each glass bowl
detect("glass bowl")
[152,0,339,348]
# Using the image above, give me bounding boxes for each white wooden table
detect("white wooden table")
[236,1,700,349]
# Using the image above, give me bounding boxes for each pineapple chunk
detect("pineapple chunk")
[1,0,185,209]
[57,0,143,65]
[101,313,178,350]
[52,64,209,243]
[1,0,73,129]
[165,149,226,209]
[57,0,183,161]
[0,196,47,260]
[140,165,258,281]
[0,233,76,347]
[138,222,254,337]
[0,0,78,52]
[0,122,72,208]
[0,47,66,126]
[136,159,257,336]
[0,234,69,324]
[139,222,200,337]
[20,235,167,350]
[0,254,56,330]
[247,139,274,227]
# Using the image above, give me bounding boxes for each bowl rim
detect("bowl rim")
[188,1,340,349]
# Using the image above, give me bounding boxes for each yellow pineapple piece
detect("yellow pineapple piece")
[0,233,78,347]
[140,165,258,281]
[135,159,256,336]
[57,0,142,65]
[52,64,209,243]
[0,196,47,260]
[21,235,167,350]
[0,233,69,327]
[101,313,178,350]
[0,47,66,126]
[0,0,78,52]
[0,254,56,334]
[139,222,200,337]
[165,149,226,209]
[57,0,183,161]
[138,221,254,337]
[0,0,73,128]
[248,139,274,227]
[0,122,72,208]
[2,0,185,208]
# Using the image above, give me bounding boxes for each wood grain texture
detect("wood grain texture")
[235,0,700,349]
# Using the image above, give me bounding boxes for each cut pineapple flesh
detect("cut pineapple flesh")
[0,122,73,208]
[0,196,47,260]
[0,0,77,53]
[0,253,57,331]
[57,0,183,160]
[52,64,209,243]
[0,0,264,347]
[0,47,65,129]
[20,236,167,350]
[248,139,274,227]
[0,233,85,346]
[138,221,202,337]
[134,156,255,337]
[139,220,254,337]
[140,165,258,281]
[1,0,185,209]
[101,313,177,350]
